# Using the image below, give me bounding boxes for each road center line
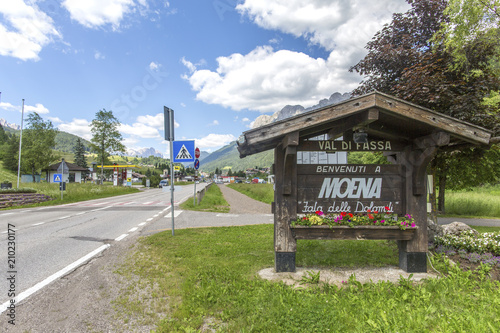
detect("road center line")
[128,227,138,232]
[138,222,146,226]
[0,244,110,314]
[146,218,153,221]
[58,216,71,220]
[32,222,45,226]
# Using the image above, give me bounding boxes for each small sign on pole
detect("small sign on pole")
[164,106,175,236]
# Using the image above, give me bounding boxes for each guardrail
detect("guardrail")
[196,183,212,204]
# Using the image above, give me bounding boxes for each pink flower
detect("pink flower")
[316,210,324,216]
[411,222,416,228]
[381,220,385,224]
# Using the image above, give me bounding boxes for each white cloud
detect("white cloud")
[149,61,160,71]
[119,123,161,139]
[57,118,92,140]
[0,0,61,61]
[24,103,49,114]
[94,50,105,60]
[62,0,135,30]
[0,102,18,112]
[208,120,219,126]
[183,0,409,113]
[136,113,180,129]
[196,133,236,151]
[242,117,250,122]
[47,116,63,123]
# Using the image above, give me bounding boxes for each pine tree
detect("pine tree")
[0,124,9,143]
[3,135,19,171]
[73,138,89,177]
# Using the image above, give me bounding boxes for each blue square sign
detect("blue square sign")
[173,140,195,162]
[53,174,62,183]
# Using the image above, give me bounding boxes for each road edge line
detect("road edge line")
[0,244,110,314]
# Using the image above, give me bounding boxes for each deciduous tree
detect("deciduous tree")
[22,113,59,182]
[90,109,126,182]
[350,0,500,213]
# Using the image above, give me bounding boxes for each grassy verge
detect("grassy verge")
[179,184,230,213]
[226,183,274,204]
[116,225,500,332]
[445,184,500,218]
[0,182,139,209]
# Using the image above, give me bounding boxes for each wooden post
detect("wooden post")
[274,133,299,272]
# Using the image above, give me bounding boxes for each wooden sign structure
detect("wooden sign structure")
[237,92,493,273]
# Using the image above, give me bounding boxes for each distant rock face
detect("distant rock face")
[251,92,351,129]
[126,147,163,158]
[0,118,20,130]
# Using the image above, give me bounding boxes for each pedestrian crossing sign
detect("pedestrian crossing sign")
[173,140,195,162]
[53,174,62,183]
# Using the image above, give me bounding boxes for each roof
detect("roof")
[237,91,492,157]
[45,161,89,172]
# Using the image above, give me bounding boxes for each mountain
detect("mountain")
[1,119,92,153]
[252,92,351,129]
[199,91,352,172]
[126,147,164,158]
[0,118,20,130]
[199,141,274,173]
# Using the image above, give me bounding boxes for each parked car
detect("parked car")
[159,179,169,188]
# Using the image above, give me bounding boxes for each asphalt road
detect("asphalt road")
[0,184,206,310]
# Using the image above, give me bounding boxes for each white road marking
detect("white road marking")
[58,216,71,220]
[75,212,85,216]
[115,234,128,242]
[128,227,138,232]
[143,201,153,205]
[0,213,14,216]
[138,222,146,226]
[216,214,239,217]
[164,210,183,218]
[0,244,110,314]
[146,218,153,221]
[32,222,45,226]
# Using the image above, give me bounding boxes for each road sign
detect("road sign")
[164,106,174,141]
[173,140,195,162]
[174,166,180,171]
[195,147,200,158]
[194,159,200,170]
[57,159,69,174]
[53,174,62,183]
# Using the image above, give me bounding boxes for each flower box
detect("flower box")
[290,225,417,241]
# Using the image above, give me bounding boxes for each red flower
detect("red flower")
[374,211,379,214]
[385,206,390,211]
[302,217,308,220]
[368,214,374,219]
[316,210,324,216]
[340,212,346,217]
[348,213,353,218]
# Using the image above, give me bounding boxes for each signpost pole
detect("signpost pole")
[165,106,175,236]
[193,170,197,206]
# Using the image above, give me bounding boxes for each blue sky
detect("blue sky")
[0,0,410,156]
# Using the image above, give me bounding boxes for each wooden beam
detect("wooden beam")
[239,94,377,156]
[374,92,491,145]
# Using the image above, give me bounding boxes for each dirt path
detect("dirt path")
[217,184,272,215]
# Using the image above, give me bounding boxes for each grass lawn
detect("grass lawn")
[444,184,500,218]
[179,184,230,213]
[226,183,274,204]
[116,225,500,332]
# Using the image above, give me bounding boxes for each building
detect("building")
[44,162,89,183]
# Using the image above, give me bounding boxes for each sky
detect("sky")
[0,0,410,157]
